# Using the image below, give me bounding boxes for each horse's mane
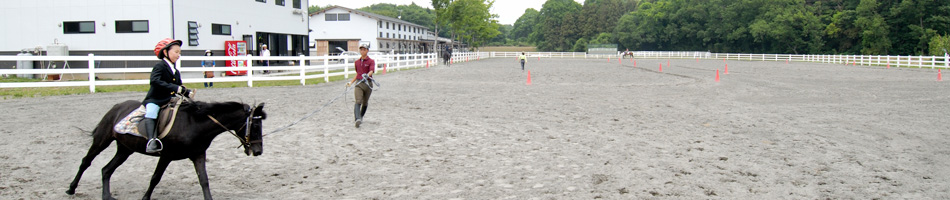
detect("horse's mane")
[179,101,247,116]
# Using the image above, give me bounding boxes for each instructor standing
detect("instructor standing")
[346,44,375,128]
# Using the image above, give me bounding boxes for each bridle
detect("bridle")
[207,106,262,150]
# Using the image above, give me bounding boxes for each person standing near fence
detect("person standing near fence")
[519,52,527,71]
[261,44,271,74]
[201,50,215,88]
[143,38,195,153]
[345,44,375,128]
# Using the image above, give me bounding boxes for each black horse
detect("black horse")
[66,99,266,200]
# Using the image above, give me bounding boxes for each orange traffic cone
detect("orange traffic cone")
[383,64,387,75]
[619,58,622,64]
[426,60,429,68]
[634,60,637,67]
[659,64,663,72]
[526,70,532,85]
[538,56,540,61]
[725,64,729,74]
[715,69,720,82]
[887,63,890,69]
[668,60,670,67]
[939,69,943,81]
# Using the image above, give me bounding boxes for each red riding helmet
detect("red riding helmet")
[153,38,183,59]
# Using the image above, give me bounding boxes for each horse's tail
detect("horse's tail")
[72,126,93,136]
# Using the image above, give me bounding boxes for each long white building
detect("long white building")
[1,0,310,68]
[309,6,437,55]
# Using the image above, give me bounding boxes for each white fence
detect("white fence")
[2,51,946,92]
[489,51,950,69]
[0,53,456,92]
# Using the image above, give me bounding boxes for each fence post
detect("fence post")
[247,55,254,87]
[88,53,95,93]
[348,55,350,79]
[299,55,306,86]
[946,53,949,68]
[323,54,329,83]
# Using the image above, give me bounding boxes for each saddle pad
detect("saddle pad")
[113,103,178,138]
[114,106,147,137]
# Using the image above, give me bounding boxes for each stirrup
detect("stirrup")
[146,139,163,153]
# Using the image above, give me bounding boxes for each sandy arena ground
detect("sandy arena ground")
[1,57,949,199]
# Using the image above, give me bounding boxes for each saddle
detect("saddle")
[113,98,184,139]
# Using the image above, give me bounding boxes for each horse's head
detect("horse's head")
[242,103,266,156]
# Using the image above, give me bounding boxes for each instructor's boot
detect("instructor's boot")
[143,118,163,153]
[360,104,368,119]
[354,104,362,128]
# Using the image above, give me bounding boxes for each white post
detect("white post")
[348,55,350,79]
[246,55,254,87]
[930,55,935,69]
[324,54,329,83]
[88,53,95,93]
[945,53,949,68]
[299,55,306,85]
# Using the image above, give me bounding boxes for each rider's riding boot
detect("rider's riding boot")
[354,104,362,128]
[143,118,163,153]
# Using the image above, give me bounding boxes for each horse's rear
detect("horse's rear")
[66,100,140,195]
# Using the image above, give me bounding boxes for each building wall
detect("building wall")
[309,7,378,52]
[0,0,308,54]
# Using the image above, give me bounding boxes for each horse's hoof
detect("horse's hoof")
[65,189,75,195]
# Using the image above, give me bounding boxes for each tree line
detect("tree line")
[507,0,950,55]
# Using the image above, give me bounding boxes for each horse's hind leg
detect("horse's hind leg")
[66,132,115,195]
[142,157,172,200]
[101,146,133,200]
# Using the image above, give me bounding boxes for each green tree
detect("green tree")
[572,37,589,52]
[929,34,950,56]
[433,0,502,49]
[532,0,583,51]
[511,8,539,43]
[853,0,890,55]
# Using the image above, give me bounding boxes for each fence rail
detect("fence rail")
[3,51,946,92]
[489,51,950,69]
[0,53,465,92]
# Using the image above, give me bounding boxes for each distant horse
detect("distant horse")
[442,49,452,65]
[622,51,634,59]
[66,99,266,200]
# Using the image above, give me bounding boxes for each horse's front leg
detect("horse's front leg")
[101,147,134,200]
[141,157,173,200]
[190,154,213,200]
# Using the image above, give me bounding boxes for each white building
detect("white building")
[309,6,435,56]
[0,0,310,68]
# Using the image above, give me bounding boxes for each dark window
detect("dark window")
[64,21,95,34]
[292,0,301,8]
[187,21,199,46]
[256,0,265,2]
[116,20,148,33]
[275,0,284,6]
[386,22,389,29]
[379,32,382,37]
[378,21,382,28]
[338,13,350,21]
[325,14,337,21]
[387,33,390,38]
[212,23,231,35]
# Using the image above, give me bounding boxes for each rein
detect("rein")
[183,95,260,150]
[267,76,379,136]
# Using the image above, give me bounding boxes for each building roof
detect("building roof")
[310,6,428,29]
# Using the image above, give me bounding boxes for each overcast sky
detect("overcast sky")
[310,0,585,25]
